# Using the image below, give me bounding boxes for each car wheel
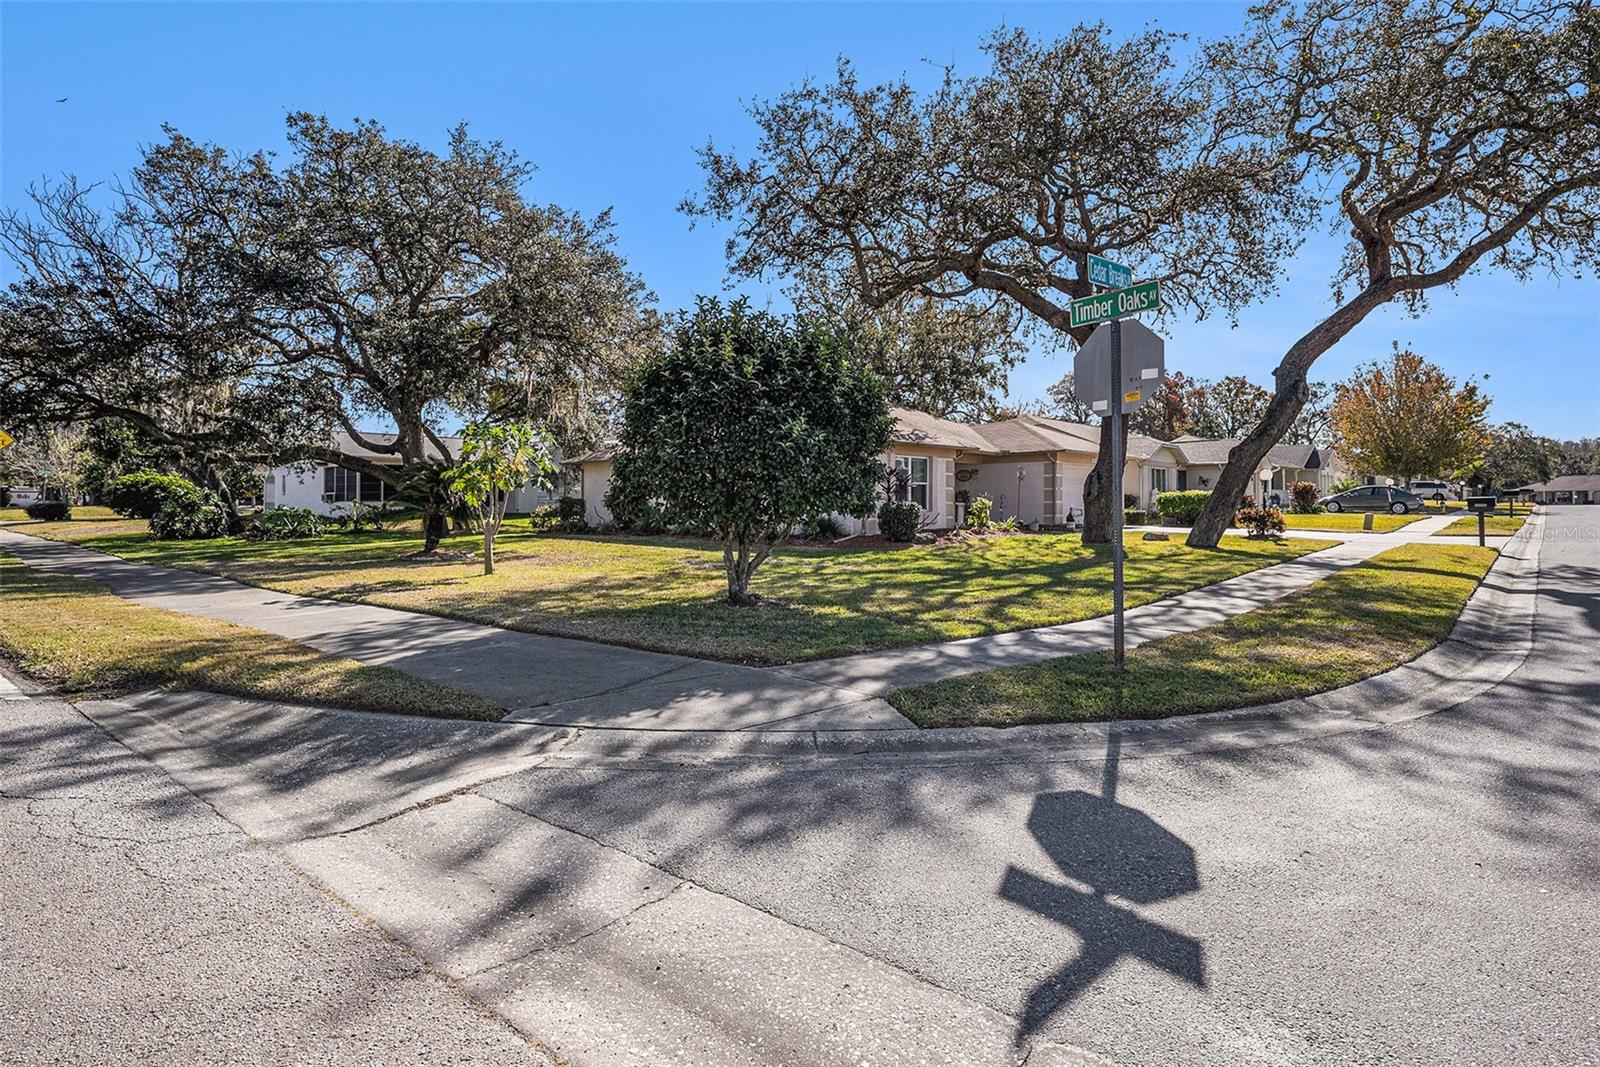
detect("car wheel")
[1390,502,1407,514]
[1326,501,1342,513]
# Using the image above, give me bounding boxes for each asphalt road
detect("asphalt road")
[4,506,1596,1065]
[0,687,556,1066]
[481,504,1600,1065]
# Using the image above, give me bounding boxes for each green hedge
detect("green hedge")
[103,470,200,519]
[1155,489,1211,525]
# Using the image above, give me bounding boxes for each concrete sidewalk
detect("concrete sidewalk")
[1,514,1457,731]
[777,512,1464,695]
[0,530,911,732]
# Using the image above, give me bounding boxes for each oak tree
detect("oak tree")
[1187,0,1600,544]
[687,25,1305,542]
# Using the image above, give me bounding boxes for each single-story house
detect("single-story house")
[1509,475,1600,504]
[563,407,1338,533]
[1159,435,1342,506]
[263,432,563,517]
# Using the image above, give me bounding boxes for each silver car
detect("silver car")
[1319,485,1426,515]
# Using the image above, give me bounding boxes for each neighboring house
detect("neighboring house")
[1161,435,1342,506]
[1509,475,1600,504]
[564,407,1327,533]
[262,432,562,517]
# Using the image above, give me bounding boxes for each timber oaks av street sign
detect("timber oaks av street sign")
[1070,279,1161,329]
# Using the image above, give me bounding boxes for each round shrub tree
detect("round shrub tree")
[149,484,229,540]
[102,471,198,519]
[607,298,892,605]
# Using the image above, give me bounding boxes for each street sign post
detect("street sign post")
[1070,280,1160,329]
[1073,268,1164,671]
[1087,253,1132,290]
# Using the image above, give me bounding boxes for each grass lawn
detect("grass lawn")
[0,553,502,719]
[10,519,1327,664]
[0,505,121,522]
[1281,512,1426,533]
[888,541,1496,727]
[1434,513,1528,536]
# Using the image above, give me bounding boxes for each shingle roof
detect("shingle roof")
[1167,436,1328,470]
[889,407,996,452]
[1512,474,1600,492]
[969,414,1099,454]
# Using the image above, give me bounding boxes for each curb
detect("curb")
[532,513,1542,768]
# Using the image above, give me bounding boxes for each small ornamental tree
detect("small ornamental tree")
[449,422,557,575]
[1331,347,1492,485]
[607,298,892,605]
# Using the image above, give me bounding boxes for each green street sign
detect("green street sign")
[1070,279,1160,329]
[1087,253,1132,290]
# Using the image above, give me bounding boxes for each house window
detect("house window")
[323,465,358,503]
[358,473,387,503]
[1151,468,1168,494]
[894,456,930,508]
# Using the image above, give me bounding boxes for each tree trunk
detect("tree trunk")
[422,506,446,553]
[1081,418,1130,543]
[1187,379,1308,547]
[482,498,502,576]
[723,536,766,605]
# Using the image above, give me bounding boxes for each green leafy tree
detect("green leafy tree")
[449,422,557,575]
[1331,347,1491,484]
[607,298,892,605]
[686,24,1307,543]
[1470,422,1563,491]
[1187,0,1600,545]
[1189,376,1272,439]
[795,281,1026,422]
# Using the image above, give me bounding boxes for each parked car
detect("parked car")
[1319,485,1428,514]
[1408,479,1457,501]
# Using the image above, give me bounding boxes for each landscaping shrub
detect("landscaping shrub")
[1124,509,1149,526]
[23,500,70,521]
[245,506,325,541]
[531,499,591,533]
[1154,490,1211,526]
[558,497,586,527]
[965,495,994,530]
[102,470,196,519]
[337,501,387,533]
[149,485,229,540]
[1124,493,1139,510]
[878,499,922,542]
[1235,504,1287,539]
[1289,481,1322,514]
[803,514,848,540]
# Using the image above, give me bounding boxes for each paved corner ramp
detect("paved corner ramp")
[0,531,911,732]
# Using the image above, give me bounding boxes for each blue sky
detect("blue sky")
[4,1,1597,439]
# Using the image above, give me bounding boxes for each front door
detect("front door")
[1177,469,1188,490]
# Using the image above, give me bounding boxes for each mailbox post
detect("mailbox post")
[1465,495,1498,547]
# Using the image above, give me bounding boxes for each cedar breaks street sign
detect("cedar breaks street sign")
[1086,252,1133,290]
[1069,279,1161,329]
